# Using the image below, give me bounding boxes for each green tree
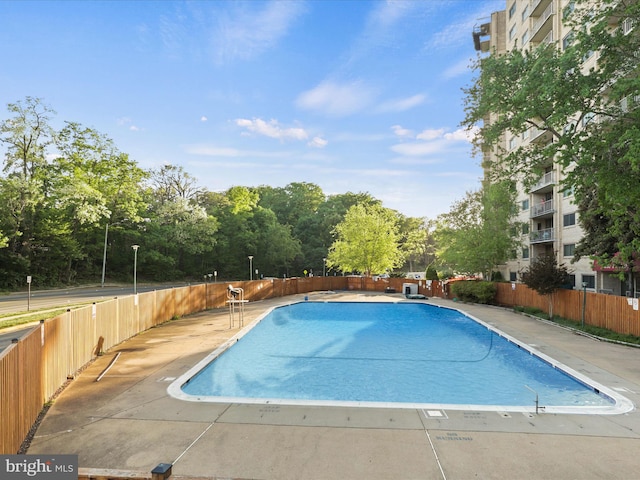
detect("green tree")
[327,203,403,276]
[462,0,640,277]
[521,253,571,320]
[0,97,55,278]
[435,182,520,279]
[50,122,149,282]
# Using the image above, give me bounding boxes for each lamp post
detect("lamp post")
[323,257,327,277]
[132,245,140,295]
[101,220,125,288]
[214,270,217,283]
[248,255,253,280]
[581,281,588,328]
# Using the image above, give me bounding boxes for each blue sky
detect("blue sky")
[0,0,504,219]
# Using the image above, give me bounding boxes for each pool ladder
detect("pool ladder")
[525,385,546,414]
[226,285,247,328]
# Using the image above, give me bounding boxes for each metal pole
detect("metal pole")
[101,223,109,288]
[132,245,140,295]
[248,256,253,281]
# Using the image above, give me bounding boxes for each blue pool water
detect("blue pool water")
[176,302,621,410]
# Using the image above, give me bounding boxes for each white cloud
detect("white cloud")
[308,136,328,148]
[200,116,208,122]
[416,128,445,141]
[117,117,141,131]
[442,57,473,79]
[391,125,414,138]
[391,140,449,157]
[296,81,376,116]
[235,118,309,142]
[184,143,292,159]
[377,94,427,113]
[444,127,478,142]
[212,1,306,63]
[391,126,475,157]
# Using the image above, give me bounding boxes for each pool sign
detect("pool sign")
[26,275,32,284]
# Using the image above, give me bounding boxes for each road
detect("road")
[0,284,188,351]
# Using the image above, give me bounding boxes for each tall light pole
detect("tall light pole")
[248,255,253,280]
[323,257,327,277]
[132,245,140,295]
[101,223,110,288]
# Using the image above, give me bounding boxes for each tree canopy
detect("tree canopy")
[462,0,640,274]
[0,97,433,288]
[327,203,403,276]
[434,181,521,278]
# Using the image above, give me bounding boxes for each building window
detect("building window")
[509,136,517,149]
[510,271,517,282]
[521,29,529,45]
[521,4,529,22]
[622,18,634,35]
[509,2,516,19]
[583,112,596,126]
[563,212,576,226]
[567,274,576,288]
[509,24,517,41]
[563,31,575,50]
[562,186,574,197]
[522,247,530,259]
[563,1,575,20]
[522,223,530,234]
[563,243,575,257]
[522,199,530,211]
[582,275,595,289]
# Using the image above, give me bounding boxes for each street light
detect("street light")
[323,257,327,277]
[132,245,140,295]
[248,255,253,280]
[214,270,218,283]
[101,220,126,288]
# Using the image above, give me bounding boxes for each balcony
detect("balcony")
[529,126,553,145]
[529,171,555,193]
[531,199,555,218]
[531,2,554,43]
[530,227,555,244]
[531,0,552,18]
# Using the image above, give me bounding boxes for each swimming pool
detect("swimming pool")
[168,301,633,414]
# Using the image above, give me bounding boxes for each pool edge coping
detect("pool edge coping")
[167,300,635,416]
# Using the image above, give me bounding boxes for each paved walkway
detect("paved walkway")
[28,292,640,479]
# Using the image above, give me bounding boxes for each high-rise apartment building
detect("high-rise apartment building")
[472,0,632,296]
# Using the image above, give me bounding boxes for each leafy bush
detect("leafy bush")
[425,266,439,280]
[451,280,496,304]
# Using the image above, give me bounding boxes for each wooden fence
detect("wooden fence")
[2,276,638,454]
[495,282,640,336]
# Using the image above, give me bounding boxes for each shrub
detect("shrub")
[451,280,496,304]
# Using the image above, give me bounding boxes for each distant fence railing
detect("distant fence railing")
[2,277,638,454]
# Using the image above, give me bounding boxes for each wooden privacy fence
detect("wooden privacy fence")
[495,282,640,336]
[2,276,638,454]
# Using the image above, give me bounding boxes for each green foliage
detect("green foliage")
[0,97,430,287]
[435,182,520,278]
[425,265,439,280]
[451,280,496,304]
[521,254,571,319]
[327,203,403,275]
[463,0,640,274]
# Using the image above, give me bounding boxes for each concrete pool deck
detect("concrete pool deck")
[28,292,640,479]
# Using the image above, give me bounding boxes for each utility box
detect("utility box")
[403,283,418,295]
